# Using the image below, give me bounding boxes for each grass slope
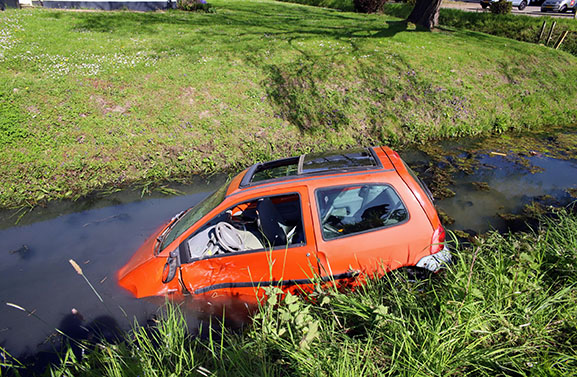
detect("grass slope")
[385,3,577,57]
[1,1,577,207]
[29,211,577,376]
[279,0,577,57]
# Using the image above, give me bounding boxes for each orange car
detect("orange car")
[118,147,450,301]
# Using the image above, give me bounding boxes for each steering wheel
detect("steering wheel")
[214,222,245,252]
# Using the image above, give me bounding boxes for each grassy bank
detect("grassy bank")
[385,3,577,57]
[27,210,575,376]
[2,1,577,208]
[279,0,577,56]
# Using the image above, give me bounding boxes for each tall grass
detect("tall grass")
[37,211,577,376]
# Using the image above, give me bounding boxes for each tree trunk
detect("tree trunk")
[406,0,444,30]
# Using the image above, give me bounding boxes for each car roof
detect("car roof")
[225,146,397,197]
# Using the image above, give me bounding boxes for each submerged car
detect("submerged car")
[118,147,450,301]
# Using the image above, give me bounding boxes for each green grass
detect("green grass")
[277,0,354,11]
[284,0,577,57]
[386,3,577,57]
[34,210,577,376]
[1,1,577,208]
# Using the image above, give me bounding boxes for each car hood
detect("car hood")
[117,225,177,298]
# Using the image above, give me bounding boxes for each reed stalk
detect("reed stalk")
[69,259,103,303]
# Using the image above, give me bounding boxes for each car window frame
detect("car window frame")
[314,182,410,242]
[402,161,435,204]
[157,183,229,254]
[180,191,308,264]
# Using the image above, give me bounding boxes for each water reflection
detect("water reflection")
[402,152,577,233]
[0,177,226,356]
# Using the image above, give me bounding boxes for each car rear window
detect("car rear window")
[315,184,409,240]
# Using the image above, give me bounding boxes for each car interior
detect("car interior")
[180,194,305,262]
[317,184,408,239]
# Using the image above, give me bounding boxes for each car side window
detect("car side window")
[181,193,306,261]
[316,184,408,240]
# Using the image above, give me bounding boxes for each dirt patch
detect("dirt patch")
[180,87,198,106]
[198,110,211,119]
[26,105,40,115]
[90,95,132,115]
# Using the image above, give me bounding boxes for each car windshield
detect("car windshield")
[158,183,229,253]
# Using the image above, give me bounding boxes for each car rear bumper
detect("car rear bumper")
[416,247,451,272]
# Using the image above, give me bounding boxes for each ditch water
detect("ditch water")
[1,130,576,360]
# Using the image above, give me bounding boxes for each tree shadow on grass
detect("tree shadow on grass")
[44,2,523,140]
[61,1,410,45]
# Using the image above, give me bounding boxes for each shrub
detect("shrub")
[177,0,214,12]
[489,0,512,14]
[353,0,386,13]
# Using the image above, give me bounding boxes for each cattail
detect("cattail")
[6,303,26,312]
[69,259,83,275]
[69,258,103,302]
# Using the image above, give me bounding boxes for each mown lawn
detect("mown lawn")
[1,0,577,207]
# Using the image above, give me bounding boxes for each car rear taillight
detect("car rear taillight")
[431,225,446,254]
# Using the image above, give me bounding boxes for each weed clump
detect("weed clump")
[353,0,386,13]
[177,0,214,12]
[489,0,512,14]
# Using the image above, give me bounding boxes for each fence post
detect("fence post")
[538,21,547,43]
[546,21,557,46]
[554,30,569,49]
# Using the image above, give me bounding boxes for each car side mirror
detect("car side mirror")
[161,249,180,284]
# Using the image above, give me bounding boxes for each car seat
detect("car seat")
[257,198,297,247]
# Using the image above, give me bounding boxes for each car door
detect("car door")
[310,177,433,281]
[178,186,319,301]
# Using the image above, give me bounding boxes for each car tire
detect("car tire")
[560,4,567,11]
[481,3,488,8]
[518,0,527,9]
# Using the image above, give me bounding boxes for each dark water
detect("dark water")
[1,141,576,358]
[402,149,577,233]
[0,177,227,357]
[436,154,577,232]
